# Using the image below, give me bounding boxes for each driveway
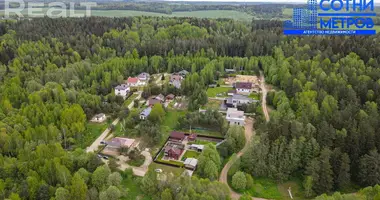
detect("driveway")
[219,118,267,200]
[259,71,270,122]
[116,149,153,177]
[86,92,141,153]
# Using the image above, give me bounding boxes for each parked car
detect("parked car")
[97,154,102,158]
[103,156,109,160]
[100,141,106,145]
[155,169,163,173]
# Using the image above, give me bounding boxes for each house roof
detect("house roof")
[235,82,252,89]
[140,107,152,117]
[164,143,184,155]
[115,84,130,90]
[170,131,186,140]
[138,72,150,79]
[170,74,183,82]
[166,94,175,99]
[107,137,135,148]
[184,158,198,167]
[94,113,105,118]
[127,77,139,83]
[190,144,204,150]
[156,94,165,101]
[227,108,245,119]
[148,98,161,105]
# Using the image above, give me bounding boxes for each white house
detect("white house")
[91,113,107,123]
[226,108,245,126]
[169,74,183,89]
[189,144,204,152]
[184,158,198,170]
[140,107,152,120]
[138,72,150,82]
[235,82,253,95]
[115,84,130,98]
[226,94,257,108]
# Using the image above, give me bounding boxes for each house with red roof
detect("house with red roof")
[164,142,185,160]
[169,131,186,142]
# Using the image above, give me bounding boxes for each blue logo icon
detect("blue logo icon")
[284,0,376,35]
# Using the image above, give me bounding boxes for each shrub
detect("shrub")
[232,171,247,191]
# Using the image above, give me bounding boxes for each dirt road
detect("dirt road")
[117,150,152,177]
[86,92,141,153]
[259,71,270,122]
[219,118,267,200]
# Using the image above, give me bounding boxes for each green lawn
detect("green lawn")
[200,99,223,110]
[206,87,231,97]
[123,93,139,107]
[121,177,151,200]
[161,110,186,130]
[188,139,218,145]
[249,93,260,100]
[182,150,200,159]
[247,177,283,199]
[180,128,223,138]
[2,9,253,21]
[149,162,185,176]
[78,122,109,148]
[277,177,305,200]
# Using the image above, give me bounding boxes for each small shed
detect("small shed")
[184,158,198,170]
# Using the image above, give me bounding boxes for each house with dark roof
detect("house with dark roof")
[164,142,185,160]
[140,107,152,120]
[155,94,165,102]
[148,98,162,106]
[169,131,186,142]
[114,84,130,98]
[166,94,175,101]
[235,82,253,95]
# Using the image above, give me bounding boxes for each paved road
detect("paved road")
[219,118,267,200]
[259,71,270,122]
[86,92,141,153]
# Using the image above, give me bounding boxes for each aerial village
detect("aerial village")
[87,68,263,177]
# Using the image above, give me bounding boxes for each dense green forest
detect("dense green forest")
[1,15,380,199]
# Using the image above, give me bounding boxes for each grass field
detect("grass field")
[182,150,200,159]
[78,122,109,148]
[149,162,185,176]
[2,9,253,21]
[201,99,223,110]
[121,177,151,200]
[247,177,283,199]
[206,87,231,97]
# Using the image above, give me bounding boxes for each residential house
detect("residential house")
[184,158,198,170]
[226,108,245,126]
[148,98,162,106]
[166,94,175,101]
[225,69,236,74]
[226,94,257,108]
[155,94,165,102]
[106,137,137,151]
[114,84,130,98]
[138,72,150,82]
[164,142,185,160]
[235,82,253,95]
[189,144,204,152]
[126,77,141,87]
[169,74,183,89]
[140,107,152,120]
[178,70,189,77]
[90,113,106,123]
[169,131,186,142]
